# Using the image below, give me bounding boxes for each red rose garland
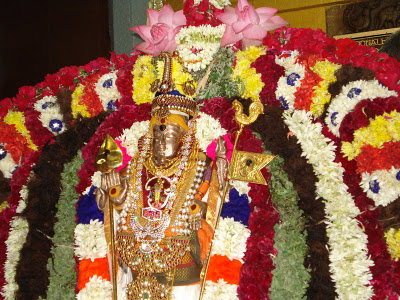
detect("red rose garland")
[251,49,285,107]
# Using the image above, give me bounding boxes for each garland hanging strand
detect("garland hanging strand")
[41,152,84,299]
[268,155,310,299]
[14,113,108,299]
[251,105,337,299]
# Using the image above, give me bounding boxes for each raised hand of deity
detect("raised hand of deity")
[95,170,128,212]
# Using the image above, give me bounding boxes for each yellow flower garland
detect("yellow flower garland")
[132,55,197,105]
[156,58,197,97]
[132,56,156,104]
[4,111,37,151]
[342,110,400,160]
[385,228,400,261]
[71,85,91,118]
[232,46,266,102]
[310,60,340,117]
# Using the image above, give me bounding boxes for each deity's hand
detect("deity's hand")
[94,170,128,212]
[215,137,230,201]
[188,200,206,231]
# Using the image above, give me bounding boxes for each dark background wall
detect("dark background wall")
[0,0,111,100]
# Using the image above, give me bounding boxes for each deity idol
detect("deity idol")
[95,53,229,300]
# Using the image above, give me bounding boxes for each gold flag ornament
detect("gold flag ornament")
[228,150,275,185]
[95,134,123,173]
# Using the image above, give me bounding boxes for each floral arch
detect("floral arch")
[1,1,400,299]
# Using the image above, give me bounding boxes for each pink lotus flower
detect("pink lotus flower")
[217,0,288,48]
[130,5,186,56]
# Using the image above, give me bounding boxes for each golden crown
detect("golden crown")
[150,52,198,120]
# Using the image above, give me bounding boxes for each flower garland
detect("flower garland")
[76,276,112,300]
[196,112,227,151]
[274,50,306,112]
[360,168,400,207]
[0,149,40,294]
[3,110,37,151]
[0,118,35,178]
[33,95,66,135]
[72,85,91,118]
[284,109,374,299]
[74,220,108,261]
[385,228,400,261]
[175,24,225,71]
[238,179,280,299]
[342,111,400,160]
[132,56,156,104]
[326,80,397,138]
[132,55,197,104]
[252,49,285,107]
[43,153,84,299]
[12,114,108,299]
[1,190,28,300]
[308,59,340,117]
[268,155,310,299]
[94,71,122,111]
[232,46,266,102]
[251,104,334,298]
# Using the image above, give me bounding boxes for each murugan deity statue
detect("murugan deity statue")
[95,53,229,300]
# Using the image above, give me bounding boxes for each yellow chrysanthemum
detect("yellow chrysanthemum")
[71,85,91,118]
[132,55,197,105]
[310,60,341,117]
[0,201,8,214]
[232,46,266,102]
[4,111,37,151]
[385,228,400,261]
[132,56,156,104]
[156,58,197,97]
[342,110,400,160]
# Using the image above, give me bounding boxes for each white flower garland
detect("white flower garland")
[360,167,400,207]
[196,112,227,152]
[211,217,250,261]
[325,80,397,137]
[83,171,102,195]
[34,95,66,135]
[118,120,150,157]
[76,275,112,300]
[275,51,306,112]
[175,25,226,71]
[202,279,238,300]
[284,110,374,299]
[229,180,251,201]
[74,219,107,261]
[1,189,28,299]
[94,71,121,111]
[0,145,17,179]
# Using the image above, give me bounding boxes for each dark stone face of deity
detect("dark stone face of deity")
[152,121,187,165]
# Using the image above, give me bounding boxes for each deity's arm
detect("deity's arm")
[215,136,229,199]
[94,170,128,212]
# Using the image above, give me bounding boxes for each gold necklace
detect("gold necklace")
[144,154,180,177]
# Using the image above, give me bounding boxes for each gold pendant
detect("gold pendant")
[127,273,171,300]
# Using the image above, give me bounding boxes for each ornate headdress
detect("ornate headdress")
[150,52,198,121]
